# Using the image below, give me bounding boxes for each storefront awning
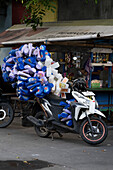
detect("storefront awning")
[1,20,113,48]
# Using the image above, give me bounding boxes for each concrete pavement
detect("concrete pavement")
[0,117,113,170]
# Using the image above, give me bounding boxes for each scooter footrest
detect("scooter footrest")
[48,117,55,122]
[27,116,44,127]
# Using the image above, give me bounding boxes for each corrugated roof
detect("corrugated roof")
[1,20,113,47]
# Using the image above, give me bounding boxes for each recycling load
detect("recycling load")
[58,99,75,127]
[2,43,70,100]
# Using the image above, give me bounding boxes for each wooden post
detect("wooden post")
[88,52,93,88]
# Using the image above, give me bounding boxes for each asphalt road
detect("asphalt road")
[0,117,113,170]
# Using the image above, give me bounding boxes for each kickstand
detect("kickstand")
[57,131,63,138]
[51,131,63,141]
[51,132,54,141]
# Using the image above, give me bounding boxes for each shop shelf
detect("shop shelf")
[91,63,112,66]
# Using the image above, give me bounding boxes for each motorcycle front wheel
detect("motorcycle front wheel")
[0,102,14,128]
[34,111,51,138]
[80,117,108,145]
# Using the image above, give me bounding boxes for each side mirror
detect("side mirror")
[78,71,83,77]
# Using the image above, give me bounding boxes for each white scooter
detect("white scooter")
[27,77,108,145]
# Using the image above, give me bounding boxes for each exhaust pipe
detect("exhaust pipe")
[27,116,45,127]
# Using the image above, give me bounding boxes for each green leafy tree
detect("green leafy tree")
[17,0,56,30]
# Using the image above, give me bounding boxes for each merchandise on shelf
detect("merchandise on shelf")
[92,53,110,63]
[91,79,103,88]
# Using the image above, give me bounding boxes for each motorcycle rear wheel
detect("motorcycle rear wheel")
[34,111,51,138]
[80,117,108,145]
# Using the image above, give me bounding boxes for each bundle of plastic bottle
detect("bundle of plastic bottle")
[2,43,70,101]
[58,99,75,127]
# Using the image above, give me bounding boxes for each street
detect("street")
[0,117,113,170]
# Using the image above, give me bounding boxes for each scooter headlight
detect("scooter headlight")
[83,99,90,106]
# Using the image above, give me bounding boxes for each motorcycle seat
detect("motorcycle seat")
[44,93,66,106]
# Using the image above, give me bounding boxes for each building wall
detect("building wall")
[42,0,58,22]
[58,0,113,21]
[0,0,12,66]
[43,0,58,22]
[12,0,58,24]
[0,0,12,33]
[12,0,25,25]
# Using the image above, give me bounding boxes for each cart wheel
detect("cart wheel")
[0,102,14,128]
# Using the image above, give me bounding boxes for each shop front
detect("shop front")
[56,47,113,121]
[89,48,113,121]
[0,23,113,121]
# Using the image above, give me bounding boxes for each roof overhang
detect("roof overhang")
[1,20,113,51]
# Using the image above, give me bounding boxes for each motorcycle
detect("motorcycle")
[27,76,108,145]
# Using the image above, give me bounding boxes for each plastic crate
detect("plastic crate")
[91,83,100,88]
